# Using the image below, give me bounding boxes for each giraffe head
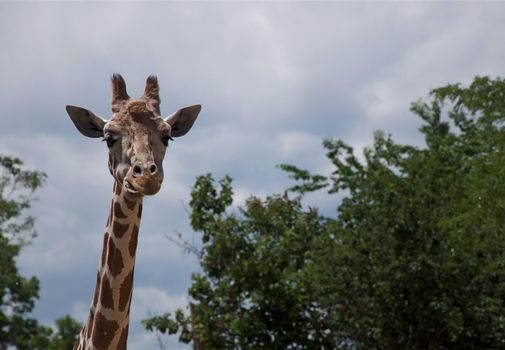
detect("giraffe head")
[66,74,201,197]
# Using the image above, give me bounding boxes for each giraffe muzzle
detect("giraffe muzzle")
[124,174,162,196]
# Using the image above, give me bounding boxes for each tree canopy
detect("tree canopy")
[144,76,505,349]
[0,156,81,349]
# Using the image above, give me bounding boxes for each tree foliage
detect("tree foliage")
[0,156,81,349]
[46,315,83,350]
[0,155,50,349]
[145,76,505,349]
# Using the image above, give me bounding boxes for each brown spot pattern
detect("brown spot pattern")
[117,325,129,350]
[114,182,122,195]
[128,100,151,117]
[112,221,129,238]
[137,203,143,218]
[101,234,109,268]
[114,202,127,219]
[124,197,136,210]
[72,75,182,350]
[107,202,112,226]
[86,310,94,338]
[119,269,134,312]
[107,239,124,277]
[108,154,113,175]
[91,311,119,349]
[93,271,101,307]
[129,224,139,258]
[100,275,114,309]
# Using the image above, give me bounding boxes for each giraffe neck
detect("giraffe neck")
[74,182,143,350]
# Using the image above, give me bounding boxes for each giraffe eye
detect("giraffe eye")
[102,133,118,148]
[161,134,173,146]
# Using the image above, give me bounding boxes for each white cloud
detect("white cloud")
[128,331,190,350]
[273,130,321,159]
[354,4,505,138]
[71,301,91,324]
[1,2,505,349]
[357,81,398,121]
[129,288,190,349]
[132,287,188,320]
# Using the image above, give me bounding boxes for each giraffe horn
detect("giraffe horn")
[111,73,129,106]
[143,75,161,114]
[144,75,160,102]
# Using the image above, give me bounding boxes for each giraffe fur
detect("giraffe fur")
[66,75,201,349]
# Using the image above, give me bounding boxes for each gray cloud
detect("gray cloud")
[2,2,505,348]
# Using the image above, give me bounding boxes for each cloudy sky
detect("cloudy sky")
[1,2,504,349]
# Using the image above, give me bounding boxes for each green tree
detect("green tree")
[302,77,505,349]
[0,155,52,349]
[47,315,83,350]
[0,156,81,349]
[145,76,505,349]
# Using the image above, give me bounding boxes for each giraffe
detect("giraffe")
[66,74,201,350]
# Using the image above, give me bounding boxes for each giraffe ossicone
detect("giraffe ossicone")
[66,74,201,350]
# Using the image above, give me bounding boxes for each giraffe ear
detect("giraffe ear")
[165,104,201,138]
[66,105,107,138]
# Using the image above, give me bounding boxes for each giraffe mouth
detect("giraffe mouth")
[124,179,140,195]
[123,175,162,196]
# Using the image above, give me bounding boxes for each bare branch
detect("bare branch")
[164,231,203,261]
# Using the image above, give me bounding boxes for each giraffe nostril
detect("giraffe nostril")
[149,164,157,174]
[133,165,142,177]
